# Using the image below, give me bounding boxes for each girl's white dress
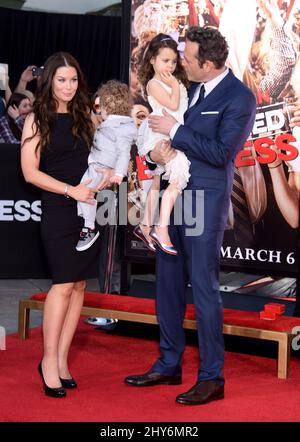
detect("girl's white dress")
[137,79,190,191]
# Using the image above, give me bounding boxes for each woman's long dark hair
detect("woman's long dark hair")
[6,92,28,141]
[137,33,189,97]
[25,52,94,153]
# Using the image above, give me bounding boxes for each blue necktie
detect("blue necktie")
[184,84,206,121]
[195,84,205,105]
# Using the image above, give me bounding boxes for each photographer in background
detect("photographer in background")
[0,64,38,119]
[14,65,41,105]
[15,64,40,98]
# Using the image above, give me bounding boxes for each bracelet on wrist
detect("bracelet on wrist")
[269,162,282,169]
[64,184,70,198]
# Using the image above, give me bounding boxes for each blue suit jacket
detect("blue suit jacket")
[172,69,256,231]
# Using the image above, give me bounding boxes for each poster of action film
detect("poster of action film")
[125,0,300,274]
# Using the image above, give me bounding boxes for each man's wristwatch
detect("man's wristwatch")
[145,152,157,170]
[147,151,154,163]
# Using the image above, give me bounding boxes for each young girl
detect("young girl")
[76,80,137,251]
[135,33,190,255]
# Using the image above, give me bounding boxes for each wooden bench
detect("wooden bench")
[18,292,300,379]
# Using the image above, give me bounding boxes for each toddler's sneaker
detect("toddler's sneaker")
[76,228,100,251]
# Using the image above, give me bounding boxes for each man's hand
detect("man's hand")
[150,140,177,165]
[148,109,178,135]
[96,167,115,190]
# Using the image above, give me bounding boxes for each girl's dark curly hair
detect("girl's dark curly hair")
[24,52,94,153]
[136,33,189,97]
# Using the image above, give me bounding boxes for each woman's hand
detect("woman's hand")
[96,167,115,190]
[110,175,123,185]
[68,179,98,204]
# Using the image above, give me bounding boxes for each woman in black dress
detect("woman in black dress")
[21,52,108,397]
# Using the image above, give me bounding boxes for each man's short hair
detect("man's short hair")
[186,27,229,69]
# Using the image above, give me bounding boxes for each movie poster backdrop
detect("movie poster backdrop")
[125,0,300,275]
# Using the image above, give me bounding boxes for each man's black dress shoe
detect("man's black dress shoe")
[124,371,182,387]
[59,377,77,389]
[38,362,66,398]
[176,380,224,405]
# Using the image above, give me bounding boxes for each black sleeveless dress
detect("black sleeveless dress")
[39,113,101,284]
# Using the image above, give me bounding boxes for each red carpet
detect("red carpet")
[1,321,300,422]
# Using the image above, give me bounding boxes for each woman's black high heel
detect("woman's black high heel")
[38,362,66,398]
[59,377,77,389]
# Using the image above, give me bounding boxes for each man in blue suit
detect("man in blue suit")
[125,27,256,405]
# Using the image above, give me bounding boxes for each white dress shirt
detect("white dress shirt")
[169,67,229,139]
